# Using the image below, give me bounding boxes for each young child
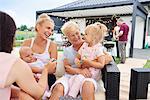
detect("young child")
[68,22,107,98]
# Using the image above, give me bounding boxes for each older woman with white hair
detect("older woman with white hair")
[49,21,112,100]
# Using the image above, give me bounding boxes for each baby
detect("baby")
[20,46,45,69]
[19,46,46,80]
[20,46,56,70]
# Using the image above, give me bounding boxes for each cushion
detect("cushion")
[55,57,65,77]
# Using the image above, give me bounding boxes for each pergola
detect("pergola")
[36,0,150,57]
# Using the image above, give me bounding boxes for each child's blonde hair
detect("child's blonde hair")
[85,22,107,44]
[35,13,54,32]
[61,21,80,36]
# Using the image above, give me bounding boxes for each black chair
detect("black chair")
[102,61,120,100]
[129,68,150,100]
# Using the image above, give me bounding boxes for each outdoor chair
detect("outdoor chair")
[57,61,120,100]
[103,41,116,61]
[102,61,120,100]
[129,68,150,100]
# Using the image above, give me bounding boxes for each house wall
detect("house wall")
[148,13,150,34]
[146,12,150,47]
[134,16,145,49]
[70,18,86,33]
[146,7,150,35]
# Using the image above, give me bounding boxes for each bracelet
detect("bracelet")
[80,60,83,64]
[51,58,57,62]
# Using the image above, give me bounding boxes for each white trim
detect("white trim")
[47,5,133,17]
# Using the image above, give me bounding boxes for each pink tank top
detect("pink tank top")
[0,52,18,100]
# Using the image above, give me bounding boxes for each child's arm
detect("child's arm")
[74,53,82,68]
[82,55,105,69]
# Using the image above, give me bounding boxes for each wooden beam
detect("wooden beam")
[130,0,137,57]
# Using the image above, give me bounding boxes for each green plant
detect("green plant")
[114,57,120,64]
[144,60,150,68]
[15,31,35,40]
[14,31,36,47]
[13,41,23,47]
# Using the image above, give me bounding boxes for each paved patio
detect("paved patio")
[117,58,149,100]
[95,58,149,100]
[133,48,150,59]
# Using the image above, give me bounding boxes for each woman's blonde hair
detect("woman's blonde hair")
[61,21,80,36]
[85,22,107,44]
[35,13,54,32]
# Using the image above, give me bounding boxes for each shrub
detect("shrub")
[15,31,36,40]
[14,31,36,47]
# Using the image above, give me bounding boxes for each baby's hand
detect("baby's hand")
[74,58,81,68]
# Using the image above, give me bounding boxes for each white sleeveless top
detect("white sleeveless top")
[30,38,51,65]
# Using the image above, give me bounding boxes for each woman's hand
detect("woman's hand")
[81,58,90,68]
[103,51,113,64]
[45,61,56,74]
[80,68,92,78]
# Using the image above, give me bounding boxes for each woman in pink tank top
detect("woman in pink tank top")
[0,11,56,100]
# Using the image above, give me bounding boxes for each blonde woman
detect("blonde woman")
[22,13,57,88]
